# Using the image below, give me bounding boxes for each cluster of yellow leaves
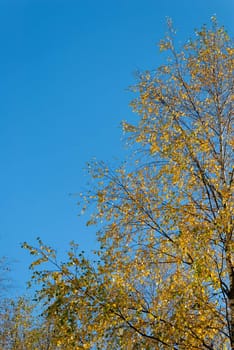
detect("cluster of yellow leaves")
[0,296,59,350]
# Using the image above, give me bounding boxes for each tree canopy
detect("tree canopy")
[23,18,234,350]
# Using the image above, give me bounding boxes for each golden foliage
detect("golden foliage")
[24,18,233,350]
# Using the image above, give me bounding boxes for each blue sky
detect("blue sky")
[0,0,233,296]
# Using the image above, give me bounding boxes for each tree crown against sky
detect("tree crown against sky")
[23,18,234,350]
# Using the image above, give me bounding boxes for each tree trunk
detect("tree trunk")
[230,275,234,350]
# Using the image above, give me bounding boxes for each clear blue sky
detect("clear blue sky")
[0,0,233,296]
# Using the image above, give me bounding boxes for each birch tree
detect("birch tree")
[24,18,234,350]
